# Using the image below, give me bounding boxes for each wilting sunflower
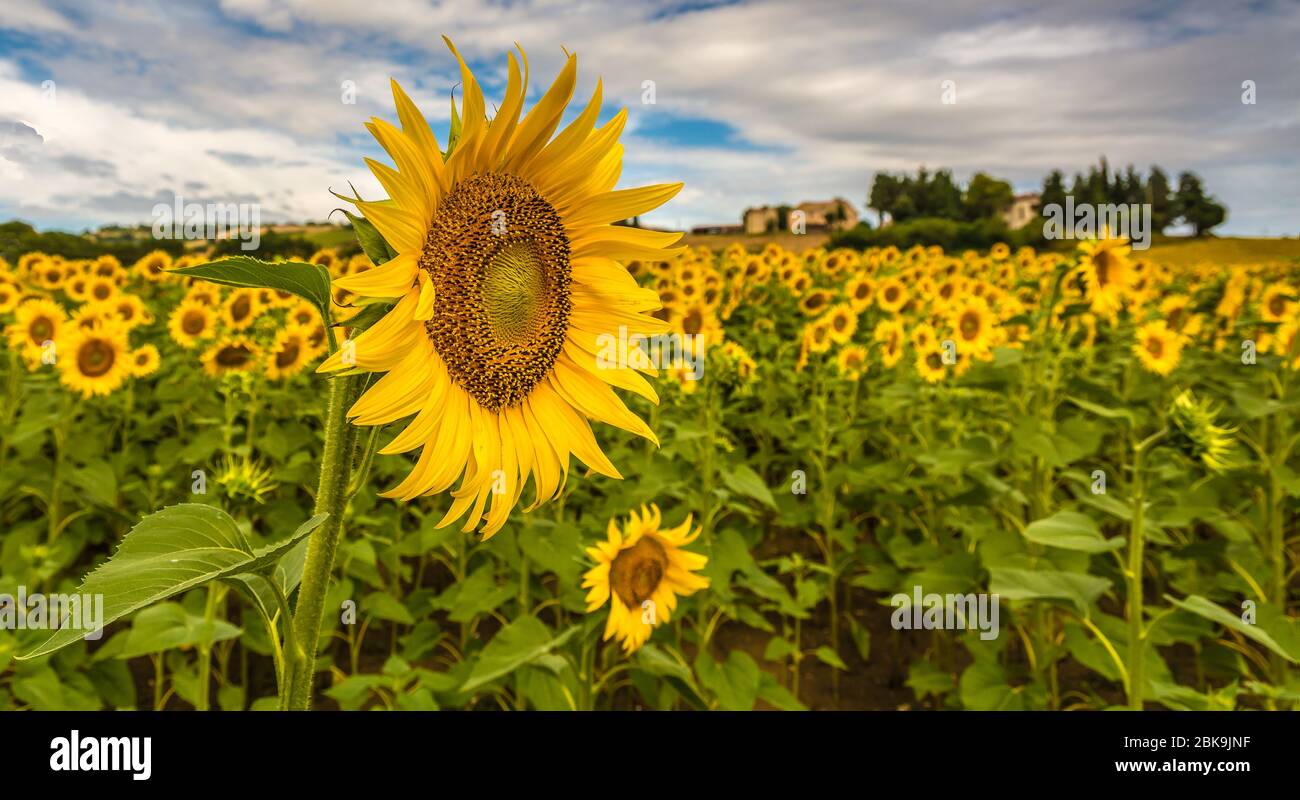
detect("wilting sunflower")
[130,344,161,377]
[265,324,315,380]
[1133,320,1182,376]
[202,336,262,377]
[7,298,66,367]
[582,504,709,654]
[169,299,218,348]
[1077,234,1130,316]
[317,40,682,538]
[57,323,132,397]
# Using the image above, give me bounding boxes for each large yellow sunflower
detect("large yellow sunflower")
[57,323,132,397]
[317,40,682,538]
[582,504,709,654]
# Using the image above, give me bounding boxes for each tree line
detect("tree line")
[864,158,1227,237]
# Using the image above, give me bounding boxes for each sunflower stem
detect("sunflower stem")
[287,373,361,710]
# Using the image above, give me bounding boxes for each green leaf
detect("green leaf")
[18,505,326,660]
[1066,396,1134,424]
[114,602,242,659]
[1023,510,1124,553]
[989,567,1110,613]
[720,464,777,510]
[757,673,806,710]
[959,661,1030,710]
[362,591,414,625]
[813,645,847,671]
[695,650,761,710]
[339,299,396,334]
[461,616,580,693]
[847,617,871,661]
[1166,594,1298,663]
[170,256,332,328]
[341,210,396,266]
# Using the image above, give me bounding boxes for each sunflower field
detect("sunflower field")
[1,43,1299,714]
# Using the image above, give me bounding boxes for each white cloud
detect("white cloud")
[0,0,1297,234]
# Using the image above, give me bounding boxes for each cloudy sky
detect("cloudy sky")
[1,0,1297,236]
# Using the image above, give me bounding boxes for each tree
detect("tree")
[1039,170,1067,221]
[963,172,1014,221]
[922,169,964,219]
[1173,171,1226,236]
[868,173,901,225]
[1146,167,1175,233]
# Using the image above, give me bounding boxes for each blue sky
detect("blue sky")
[1,0,1298,235]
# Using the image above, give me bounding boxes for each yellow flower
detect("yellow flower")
[0,281,21,313]
[130,344,161,377]
[222,288,261,331]
[57,323,132,397]
[134,250,173,282]
[1077,234,1131,316]
[185,284,222,307]
[835,344,868,380]
[85,276,118,304]
[873,319,905,368]
[264,325,316,380]
[1258,283,1295,323]
[910,321,937,351]
[844,273,875,313]
[798,288,834,317]
[110,294,153,329]
[1133,320,1182,376]
[316,41,682,538]
[7,298,66,367]
[915,342,948,383]
[947,295,996,358]
[201,336,262,377]
[802,319,833,354]
[582,505,709,654]
[823,302,858,345]
[876,276,908,314]
[169,299,218,348]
